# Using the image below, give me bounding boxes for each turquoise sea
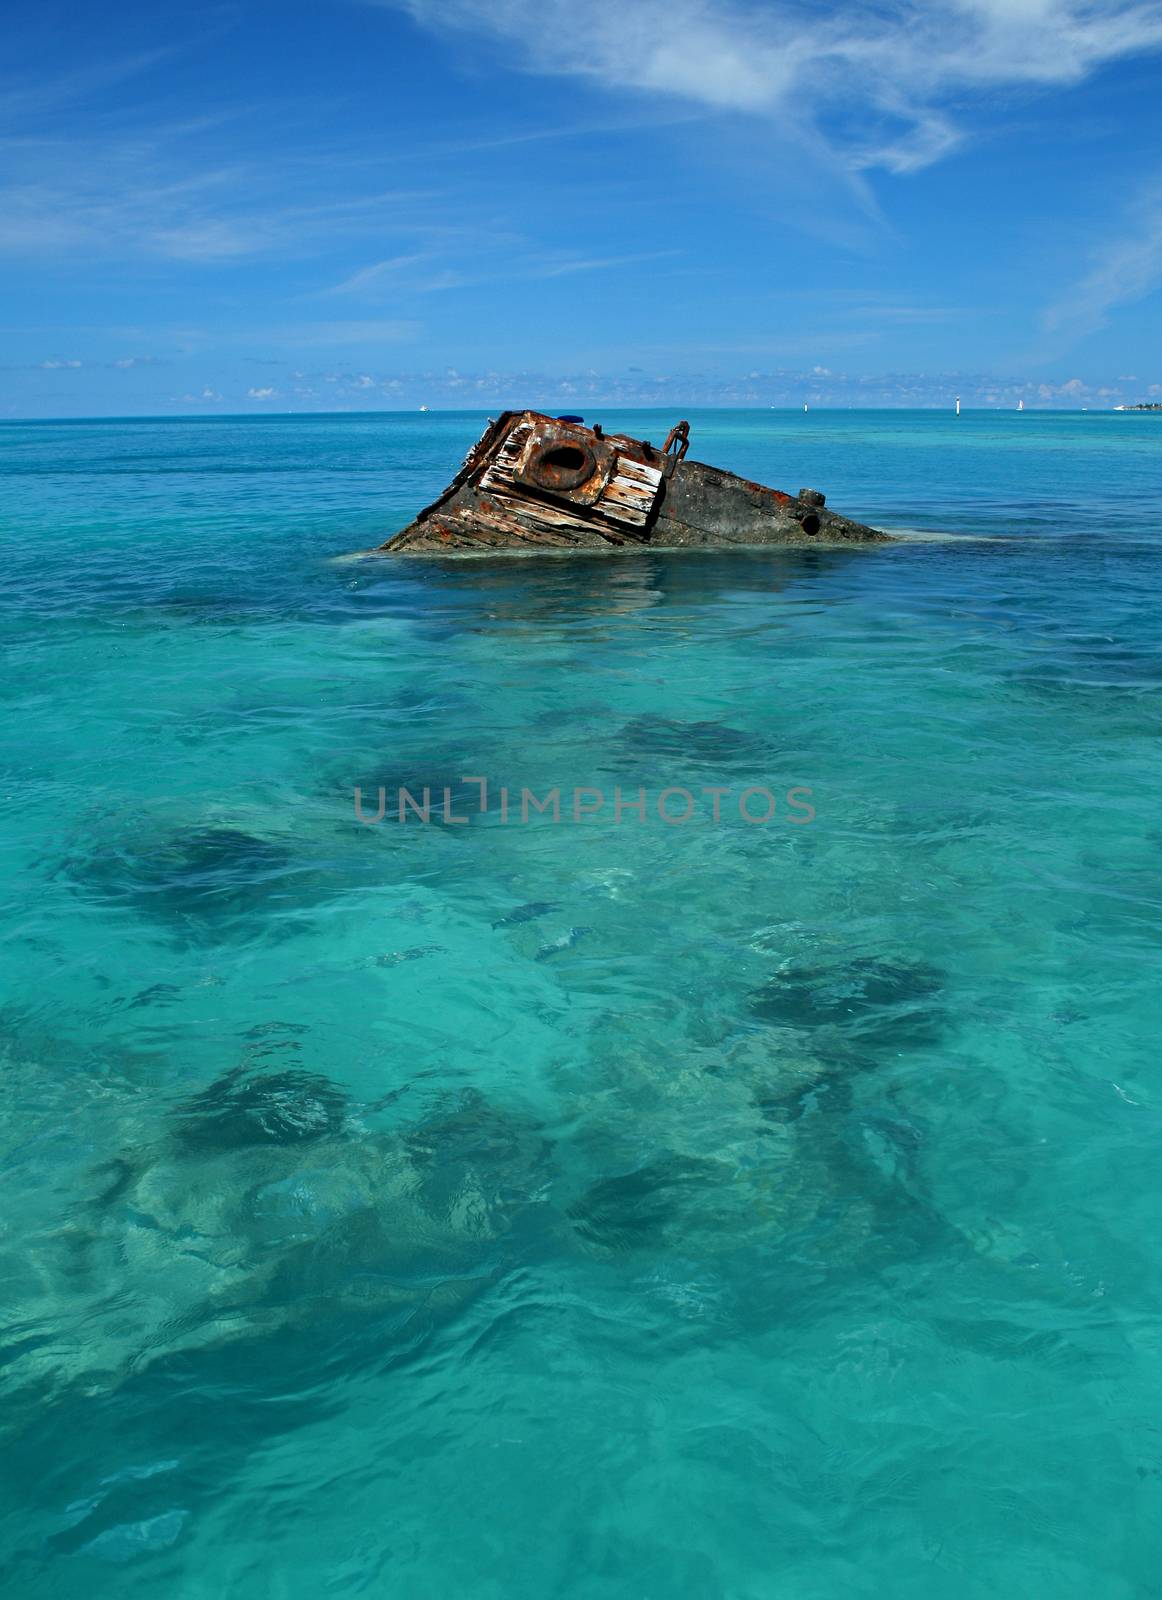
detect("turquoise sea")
[1,408,1160,1598]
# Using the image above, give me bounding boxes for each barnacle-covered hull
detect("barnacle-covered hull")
[377,410,889,554]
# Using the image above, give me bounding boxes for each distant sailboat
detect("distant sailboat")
[955,396,961,416]
[1018,399,1024,411]
[419,404,430,413]
[803,403,808,413]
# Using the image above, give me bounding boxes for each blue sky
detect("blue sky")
[4,0,1162,414]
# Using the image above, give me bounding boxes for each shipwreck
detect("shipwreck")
[375,410,889,554]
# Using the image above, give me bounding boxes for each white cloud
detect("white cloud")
[150,220,261,262]
[244,361,1126,408]
[1038,376,1087,397]
[388,0,1162,173]
[0,50,179,123]
[0,112,441,266]
[323,245,679,301]
[247,386,276,399]
[533,250,679,279]
[326,253,435,295]
[39,358,82,369]
[1043,183,1162,341]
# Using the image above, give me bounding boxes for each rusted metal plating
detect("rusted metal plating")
[377,411,889,554]
[662,420,690,464]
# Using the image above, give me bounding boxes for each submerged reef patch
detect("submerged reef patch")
[172,1067,350,1152]
[567,1154,725,1253]
[401,1089,554,1226]
[750,954,947,1052]
[62,824,337,940]
[615,714,766,768]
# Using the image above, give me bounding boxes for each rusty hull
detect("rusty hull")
[377,411,890,554]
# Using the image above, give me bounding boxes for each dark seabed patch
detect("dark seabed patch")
[401,1089,554,1221]
[613,714,767,768]
[61,825,340,941]
[492,900,560,929]
[344,759,494,826]
[172,1067,351,1153]
[568,1154,723,1253]
[750,954,947,1052]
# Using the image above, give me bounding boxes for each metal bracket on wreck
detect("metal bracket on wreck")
[376,411,890,554]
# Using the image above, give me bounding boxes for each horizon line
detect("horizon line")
[0,404,1144,424]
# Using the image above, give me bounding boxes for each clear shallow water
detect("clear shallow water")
[1,409,1160,1597]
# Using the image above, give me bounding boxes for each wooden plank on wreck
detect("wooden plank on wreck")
[478,421,661,535]
[601,458,662,527]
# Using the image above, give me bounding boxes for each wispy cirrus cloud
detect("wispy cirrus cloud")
[0,148,441,264]
[386,0,1162,173]
[0,50,179,123]
[0,79,442,266]
[326,252,438,295]
[1043,182,1162,341]
[324,247,680,298]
